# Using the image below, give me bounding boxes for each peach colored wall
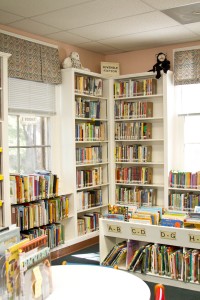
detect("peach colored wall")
[105,41,200,75]
[0,24,104,73]
[1,24,200,75]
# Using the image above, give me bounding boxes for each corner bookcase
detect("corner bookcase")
[0,52,11,227]
[108,71,174,208]
[60,68,110,246]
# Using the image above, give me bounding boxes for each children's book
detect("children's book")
[5,238,29,299]
[0,226,20,298]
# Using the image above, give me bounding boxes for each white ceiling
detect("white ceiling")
[0,0,200,54]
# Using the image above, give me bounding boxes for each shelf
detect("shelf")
[114,94,163,100]
[75,117,108,122]
[115,117,163,122]
[76,162,108,167]
[77,183,109,191]
[100,218,200,249]
[75,92,107,100]
[77,204,109,213]
[115,183,164,188]
[115,162,164,166]
[76,140,109,144]
[169,187,200,192]
[115,139,164,143]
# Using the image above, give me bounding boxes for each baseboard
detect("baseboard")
[50,236,99,261]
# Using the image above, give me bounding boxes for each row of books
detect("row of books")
[115,186,157,207]
[10,171,59,204]
[115,166,153,184]
[102,240,200,283]
[115,144,152,162]
[75,75,103,96]
[115,122,152,140]
[75,121,106,141]
[77,189,102,211]
[113,78,157,98]
[3,234,52,299]
[104,203,200,229]
[11,195,69,231]
[169,170,200,189]
[103,205,161,224]
[114,101,153,119]
[76,167,103,189]
[168,192,200,211]
[75,97,101,119]
[21,223,64,249]
[76,145,102,164]
[77,212,101,236]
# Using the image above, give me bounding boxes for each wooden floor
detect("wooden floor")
[50,236,99,261]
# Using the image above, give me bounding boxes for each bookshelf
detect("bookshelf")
[99,218,200,291]
[0,52,11,227]
[168,170,200,211]
[60,68,110,245]
[9,172,70,249]
[109,71,174,208]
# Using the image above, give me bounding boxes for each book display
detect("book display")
[10,172,70,249]
[60,68,110,245]
[0,52,11,227]
[99,218,200,291]
[1,233,52,299]
[0,225,20,299]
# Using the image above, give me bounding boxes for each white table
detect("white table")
[48,264,151,300]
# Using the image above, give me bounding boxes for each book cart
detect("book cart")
[60,68,110,246]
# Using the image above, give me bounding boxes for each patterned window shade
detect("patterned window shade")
[174,48,200,85]
[41,44,62,84]
[0,32,61,84]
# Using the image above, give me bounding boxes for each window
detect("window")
[8,115,51,173]
[8,78,56,174]
[175,83,200,172]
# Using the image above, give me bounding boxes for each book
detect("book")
[126,240,140,269]
[0,226,21,297]
[128,245,146,271]
[102,241,127,266]
[103,213,125,221]
[5,238,29,299]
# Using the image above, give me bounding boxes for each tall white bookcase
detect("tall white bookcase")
[108,71,174,207]
[60,68,110,246]
[0,52,11,227]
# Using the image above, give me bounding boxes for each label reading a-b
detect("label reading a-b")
[107,225,121,233]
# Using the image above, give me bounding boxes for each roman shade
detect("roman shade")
[174,48,200,85]
[0,32,62,84]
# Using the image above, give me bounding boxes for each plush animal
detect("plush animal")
[62,52,83,69]
[149,52,170,79]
